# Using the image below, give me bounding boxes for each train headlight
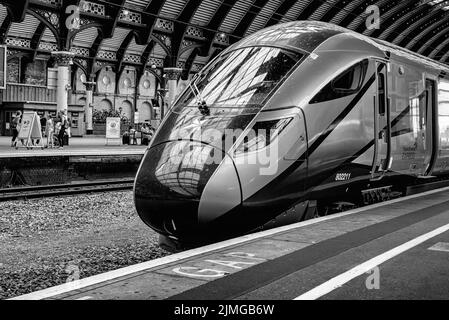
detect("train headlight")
[234,117,293,154]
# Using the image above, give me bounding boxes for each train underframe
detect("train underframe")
[159,171,449,252]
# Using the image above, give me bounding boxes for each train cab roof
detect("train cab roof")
[230,20,449,76]
[234,21,345,54]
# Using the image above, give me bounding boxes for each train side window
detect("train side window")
[438,80,449,151]
[378,72,386,115]
[310,60,368,104]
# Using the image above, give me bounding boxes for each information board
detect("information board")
[16,111,44,149]
[106,117,120,139]
[106,117,121,145]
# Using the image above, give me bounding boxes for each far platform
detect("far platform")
[0,136,147,158]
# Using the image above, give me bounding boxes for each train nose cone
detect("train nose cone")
[134,141,241,240]
[198,156,241,224]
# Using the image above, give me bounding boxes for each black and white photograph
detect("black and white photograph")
[1,0,449,312]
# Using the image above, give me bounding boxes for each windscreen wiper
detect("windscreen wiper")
[189,78,210,116]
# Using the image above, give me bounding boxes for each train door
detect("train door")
[371,61,391,180]
[420,79,436,176]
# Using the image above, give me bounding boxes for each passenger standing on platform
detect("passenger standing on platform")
[40,116,47,137]
[66,116,71,139]
[57,110,68,149]
[129,125,137,145]
[54,121,61,147]
[46,116,54,148]
[11,111,21,147]
[33,113,42,146]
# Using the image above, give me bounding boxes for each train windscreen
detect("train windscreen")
[173,46,303,116]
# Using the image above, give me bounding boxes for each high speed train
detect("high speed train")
[134,21,449,251]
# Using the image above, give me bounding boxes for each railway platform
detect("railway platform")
[0,136,146,158]
[11,186,449,300]
[0,136,146,188]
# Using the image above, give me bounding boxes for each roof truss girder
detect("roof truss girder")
[3,0,29,22]
[201,0,237,57]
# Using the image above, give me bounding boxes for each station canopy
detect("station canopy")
[1,0,449,79]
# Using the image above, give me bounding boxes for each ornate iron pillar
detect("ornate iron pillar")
[163,67,182,114]
[52,51,75,115]
[83,81,96,135]
[157,88,169,119]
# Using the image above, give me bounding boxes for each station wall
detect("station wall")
[1,56,166,136]
[71,65,161,131]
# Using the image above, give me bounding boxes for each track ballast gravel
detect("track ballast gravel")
[0,191,169,299]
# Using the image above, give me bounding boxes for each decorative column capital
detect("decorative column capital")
[163,67,183,81]
[83,81,96,91]
[52,51,75,66]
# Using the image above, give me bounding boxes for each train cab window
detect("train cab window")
[175,46,303,116]
[310,60,368,104]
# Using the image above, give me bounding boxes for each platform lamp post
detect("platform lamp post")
[82,81,96,135]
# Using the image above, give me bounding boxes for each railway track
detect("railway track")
[0,179,135,201]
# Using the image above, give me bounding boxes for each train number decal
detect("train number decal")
[335,173,351,181]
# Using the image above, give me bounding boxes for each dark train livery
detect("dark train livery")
[134,21,449,250]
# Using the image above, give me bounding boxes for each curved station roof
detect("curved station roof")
[1,0,449,79]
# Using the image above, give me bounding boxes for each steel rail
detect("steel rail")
[0,179,135,201]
